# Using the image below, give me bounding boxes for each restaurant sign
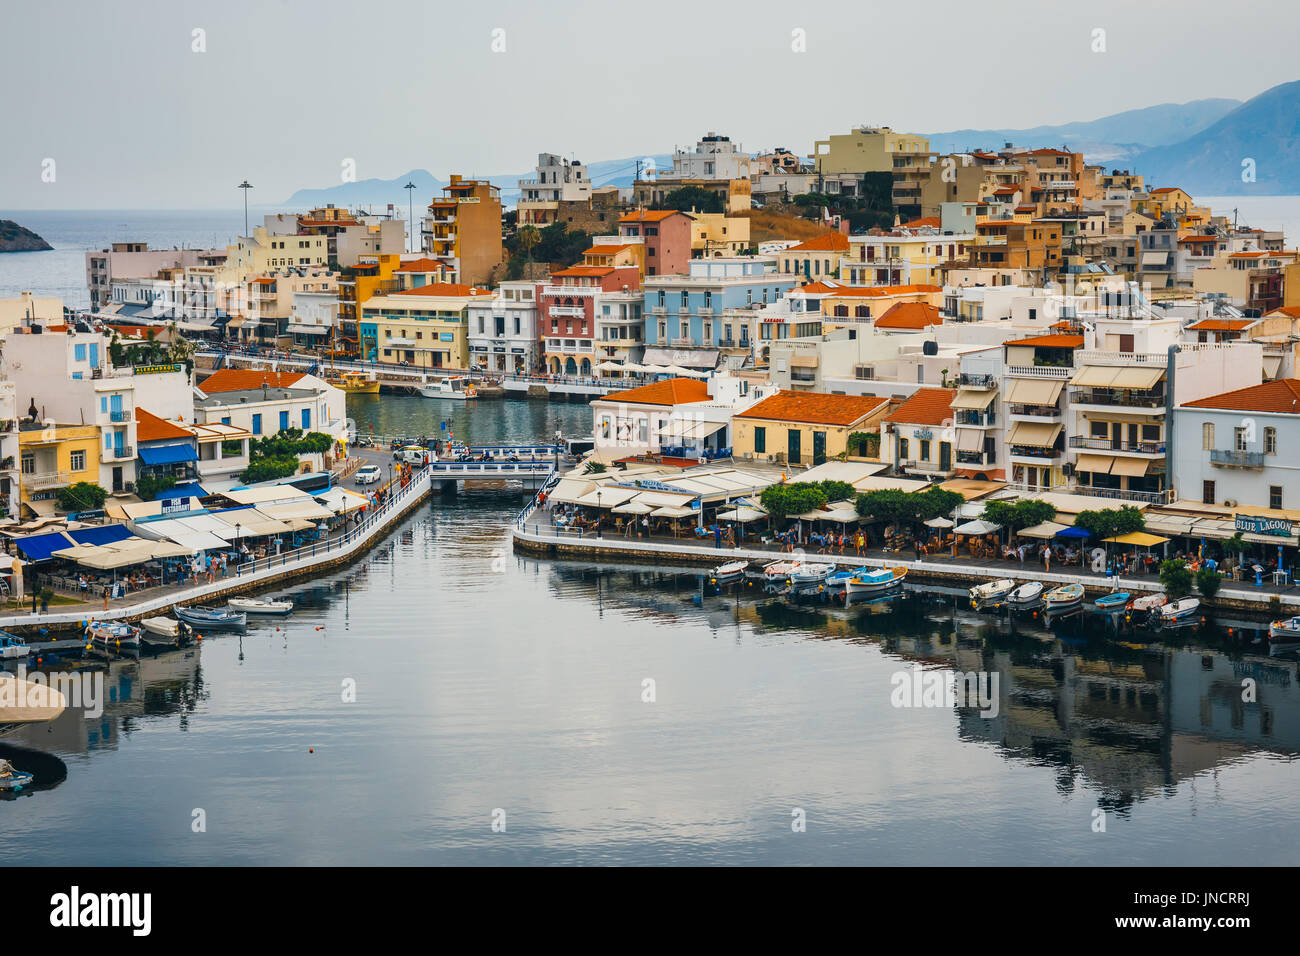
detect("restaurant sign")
[133,363,184,375]
[1235,514,1293,537]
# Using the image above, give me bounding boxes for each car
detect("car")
[354,464,383,486]
[397,446,429,466]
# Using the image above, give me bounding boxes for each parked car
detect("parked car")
[354,464,383,486]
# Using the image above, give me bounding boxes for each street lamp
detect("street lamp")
[405,180,417,253]
[596,489,602,537]
[238,180,253,237]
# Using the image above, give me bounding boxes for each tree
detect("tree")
[1196,567,1223,600]
[1159,558,1194,600]
[55,481,108,512]
[134,474,177,502]
[583,460,607,475]
[516,225,541,265]
[1075,506,1146,543]
[816,480,855,502]
[238,457,299,484]
[846,431,879,458]
[914,487,964,521]
[656,186,723,214]
[760,482,828,521]
[983,498,1057,532]
[249,428,334,460]
[855,488,914,523]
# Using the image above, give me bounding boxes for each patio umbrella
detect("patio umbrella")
[1055,526,1090,539]
[717,506,766,523]
[1017,520,1068,539]
[955,519,1001,535]
[612,501,653,515]
[924,517,954,528]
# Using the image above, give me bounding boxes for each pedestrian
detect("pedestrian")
[103,587,109,611]
[1042,545,1050,572]
[714,525,721,549]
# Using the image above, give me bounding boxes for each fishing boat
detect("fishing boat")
[1043,583,1085,610]
[326,370,380,395]
[0,631,29,660]
[228,596,294,616]
[1006,582,1044,607]
[140,617,193,646]
[419,376,478,401]
[1158,597,1200,622]
[760,561,803,593]
[86,622,141,650]
[0,759,33,792]
[174,605,246,630]
[787,562,837,595]
[969,578,1016,607]
[1269,616,1300,641]
[709,560,748,584]
[1129,593,1168,613]
[844,566,907,596]
[1095,591,1132,611]
[824,566,872,596]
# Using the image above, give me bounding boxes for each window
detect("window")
[70,450,85,472]
[1202,480,1215,505]
[1202,422,1214,450]
[302,408,311,429]
[20,454,33,475]
[1271,485,1284,510]
[252,413,262,435]
[221,417,231,426]
[1234,426,1248,451]
[899,437,909,460]
[754,426,766,453]
[919,439,931,462]
[74,343,86,362]
[279,411,289,431]
[1265,427,1277,454]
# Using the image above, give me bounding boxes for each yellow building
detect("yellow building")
[359,283,492,369]
[813,126,931,176]
[732,390,891,466]
[18,422,101,516]
[691,213,750,257]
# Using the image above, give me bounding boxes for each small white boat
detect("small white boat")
[1270,616,1300,641]
[1159,597,1200,622]
[970,578,1017,607]
[760,561,803,593]
[787,562,836,594]
[0,759,33,792]
[709,560,748,583]
[1006,581,1044,607]
[228,597,294,616]
[0,632,29,660]
[419,376,478,401]
[1043,583,1084,609]
[86,622,141,649]
[140,617,193,646]
[1129,593,1168,613]
[844,566,907,595]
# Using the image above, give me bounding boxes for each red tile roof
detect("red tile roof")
[600,378,709,407]
[1267,306,1300,318]
[392,283,491,297]
[883,387,956,426]
[874,302,942,330]
[1182,379,1300,414]
[1004,333,1085,348]
[787,233,851,252]
[618,210,692,223]
[1187,319,1255,332]
[198,369,306,394]
[395,257,449,272]
[735,390,888,426]
[550,265,615,278]
[901,216,942,229]
[135,408,193,443]
[583,245,632,257]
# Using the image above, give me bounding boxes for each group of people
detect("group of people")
[810,529,868,556]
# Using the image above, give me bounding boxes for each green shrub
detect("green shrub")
[1195,567,1223,600]
[55,481,108,512]
[1159,558,1193,600]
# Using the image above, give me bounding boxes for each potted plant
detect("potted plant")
[38,587,54,613]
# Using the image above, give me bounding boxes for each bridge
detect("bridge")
[428,459,556,491]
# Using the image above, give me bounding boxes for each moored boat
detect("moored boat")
[760,561,803,593]
[1095,591,1132,611]
[709,560,748,584]
[175,605,247,630]
[1006,581,1044,607]
[326,371,381,394]
[0,631,29,660]
[1269,616,1300,641]
[1043,583,1085,610]
[969,578,1016,607]
[419,376,478,400]
[140,616,193,646]
[86,622,141,649]
[228,597,294,616]
[787,562,836,594]
[0,759,33,792]
[844,566,907,596]
[823,566,871,595]
[1158,597,1201,622]
[1129,593,1168,613]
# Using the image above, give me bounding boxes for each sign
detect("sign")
[160,497,190,517]
[1235,514,1293,537]
[133,363,184,376]
[916,428,934,441]
[456,197,480,204]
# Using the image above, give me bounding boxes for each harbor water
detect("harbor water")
[2,397,1298,864]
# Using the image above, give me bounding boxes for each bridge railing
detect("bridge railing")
[516,471,564,528]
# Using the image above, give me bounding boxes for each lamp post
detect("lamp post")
[238,180,253,237]
[405,180,417,253]
[596,489,602,537]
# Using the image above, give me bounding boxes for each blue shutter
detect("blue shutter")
[301,408,311,429]
[252,414,262,435]
[279,411,289,430]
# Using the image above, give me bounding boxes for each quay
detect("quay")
[511,507,1300,618]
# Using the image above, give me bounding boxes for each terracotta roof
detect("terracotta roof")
[136,408,194,443]
[1229,251,1267,258]
[874,302,942,330]
[883,387,956,426]
[198,369,306,394]
[618,210,692,223]
[1150,187,1182,194]
[735,390,887,426]
[299,218,360,227]
[787,233,850,252]
[550,265,616,278]
[1187,319,1255,332]
[601,378,709,407]
[1004,333,1085,348]
[901,216,941,229]
[1182,379,1300,414]
[395,257,449,272]
[794,281,840,295]
[583,245,632,257]
[1179,235,1217,243]
[392,283,491,297]
[820,284,942,299]
[1267,306,1300,318]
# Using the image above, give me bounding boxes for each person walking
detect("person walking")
[713,525,721,549]
[1042,545,1051,572]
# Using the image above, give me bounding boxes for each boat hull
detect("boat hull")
[228,599,294,616]
[175,606,247,630]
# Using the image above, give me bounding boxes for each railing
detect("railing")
[104,444,135,461]
[549,306,585,318]
[956,451,988,465]
[1009,446,1062,460]
[955,373,997,389]
[1210,448,1265,468]
[25,471,72,490]
[955,411,995,427]
[109,410,133,423]
[1070,388,1165,408]
[1070,484,1174,505]
[1008,404,1061,418]
[1006,365,1072,378]
[1070,436,1165,454]
[428,461,555,478]
[542,286,597,297]
[1076,349,1167,366]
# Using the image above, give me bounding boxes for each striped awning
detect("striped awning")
[951,389,996,410]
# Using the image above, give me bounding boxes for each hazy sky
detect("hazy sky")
[3,0,1298,209]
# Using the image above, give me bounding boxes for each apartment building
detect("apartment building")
[733,390,891,466]
[882,388,958,478]
[643,258,796,353]
[537,262,640,377]
[360,283,491,369]
[421,175,503,287]
[618,210,693,276]
[86,243,226,312]
[517,153,593,227]
[466,280,541,374]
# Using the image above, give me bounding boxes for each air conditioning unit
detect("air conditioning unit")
[1061,463,1073,477]
[1224,498,1237,507]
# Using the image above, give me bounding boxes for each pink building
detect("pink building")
[618,210,693,277]
[537,265,640,376]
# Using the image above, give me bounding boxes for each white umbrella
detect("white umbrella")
[717,506,767,523]
[924,516,955,528]
[596,361,624,372]
[955,519,1001,535]
[612,501,653,515]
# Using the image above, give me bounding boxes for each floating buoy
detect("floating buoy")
[315,626,324,631]
[308,748,314,754]
[84,644,92,651]
[196,634,204,642]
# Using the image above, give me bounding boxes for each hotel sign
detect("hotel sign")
[1235,514,1293,537]
[133,363,184,375]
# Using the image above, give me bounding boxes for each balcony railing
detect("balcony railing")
[1008,404,1061,418]
[1009,445,1063,460]
[104,444,135,461]
[1006,365,1072,378]
[1069,436,1165,454]
[542,286,597,297]
[956,451,989,465]
[109,410,133,423]
[955,411,995,427]
[25,471,71,490]
[955,373,997,389]
[1070,484,1174,505]
[549,306,585,318]
[1070,388,1165,408]
[1210,448,1266,468]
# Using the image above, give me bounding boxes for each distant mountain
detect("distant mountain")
[0,219,53,253]
[1133,80,1300,194]
[282,155,672,210]
[927,98,1241,163]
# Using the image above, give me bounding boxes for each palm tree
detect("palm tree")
[517,225,541,270]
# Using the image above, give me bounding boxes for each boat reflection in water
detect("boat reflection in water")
[543,559,1299,813]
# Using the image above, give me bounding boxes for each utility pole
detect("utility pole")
[405,180,417,253]
[238,180,253,236]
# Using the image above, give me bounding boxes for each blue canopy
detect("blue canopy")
[156,482,207,501]
[1055,526,1091,539]
[68,524,133,547]
[138,443,197,466]
[14,531,75,562]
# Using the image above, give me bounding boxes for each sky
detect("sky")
[2,0,1299,209]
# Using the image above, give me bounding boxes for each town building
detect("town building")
[359,283,491,369]
[733,390,891,466]
[466,280,541,374]
[421,176,504,286]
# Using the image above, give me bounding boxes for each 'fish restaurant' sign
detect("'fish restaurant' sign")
[1235,514,1294,537]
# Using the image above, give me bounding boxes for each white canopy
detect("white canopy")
[955,519,1001,535]
[1017,520,1069,539]
[924,516,955,528]
[716,506,767,523]
[651,505,695,518]
[613,501,654,515]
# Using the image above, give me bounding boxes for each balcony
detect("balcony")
[543,286,597,298]
[1069,484,1174,505]
[109,410,133,423]
[899,460,956,477]
[1009,445,1063,462]
[956,451,990,466]
[549,306,585,318]
[1006,365,1072,378]
[1070,388,1165,409]
[1070,436,1165,455]
[1210,448,1266,468]
[955,411,995,427]
[25,471,71,490]
[955,373,997,389]
[1008,404,1061,419]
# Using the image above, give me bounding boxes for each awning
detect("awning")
[1104,531,1169,546]
[1008,422,1061,447]
[1073,453,1114,474]
[138,443,198,466]
[1070,365,1120,387]
[1110,366,1164,389]
[574,487,640,508]
[951,390,996,410]
[260,500,336,522]
[1140,251,1169,266]
[156,482,208,501]
[1110,457,1151,477]
[1018,520,1069,539]
[716,506,767,523]
[651,505,695,518]
[955,519,1001,535]
[287,324,329,335]
[1006,378,1063,405]
[67,524,134,547]
[225,315,248,329]
[548,478,596,505]
[314,487,368,514]
[658,420,727,441]
[15,531,75,562]
[956,429,984,452]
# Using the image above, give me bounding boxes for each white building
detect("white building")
[672,133,751,181]
[466,281,540,374]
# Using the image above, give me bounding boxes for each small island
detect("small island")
[0,219,53,253]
